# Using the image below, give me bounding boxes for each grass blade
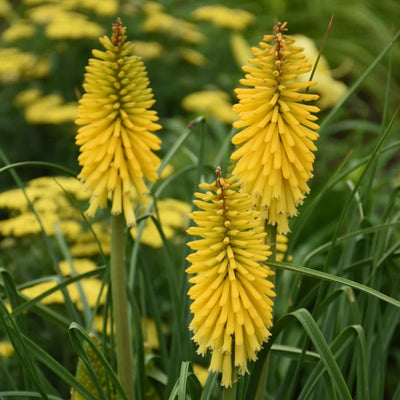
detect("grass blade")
[68,322,129,400]
[270,260,400,308]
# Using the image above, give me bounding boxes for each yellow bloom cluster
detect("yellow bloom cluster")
[230,32,253,69]
[142,1,205,44]
[75,18,162,226]
[14,89,78,124]
[1,20,36,42]
[0,176,85,237]
[133,40,163,60]
[21,258,106,309]
[25,0,117,18]
[191,5,255,31]
[0,47,49,83]
[186,172,275,387]
[292,34,348,109]
[181,90,237,124]
[0,176,189,255]
[0,0,12,19]
[45,11,104,40]
[180,47,207,66]
[231,22,320,233]
[0,341,14,358]
[130,198,190,247]
[62,0,118,16]
[4,0,116,42]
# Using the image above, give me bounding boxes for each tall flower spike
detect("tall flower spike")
[186,168,275,387]
[75,18,162,226]
[231,21,320,233]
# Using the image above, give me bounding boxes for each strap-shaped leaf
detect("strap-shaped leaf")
[251,308,352,400]
[68,322,128,400]
[269,260,400,308]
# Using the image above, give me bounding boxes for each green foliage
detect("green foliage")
[0,0,399,399]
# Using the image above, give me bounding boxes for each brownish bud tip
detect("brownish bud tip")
[273,21,288,34]
[112,17,127,48]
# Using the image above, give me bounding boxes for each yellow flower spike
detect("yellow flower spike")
[186,168,275,387]
[231,22,320,233]
[75,18,162,226]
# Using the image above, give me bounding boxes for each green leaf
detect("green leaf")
[269,260,400,308]
[0,392,63,399]
[250,309,353,400]
[12,268,105,317]
[0,298,53,399]
[68,322,129,400]
[298,325,368,400]
[157,117,204,177]
[200,371,220,400]
[285,309,352,400]
[0,161,76,177]
[319,29,400,131]
[21,334,99,400]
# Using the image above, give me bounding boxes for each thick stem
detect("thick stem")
[265,223,277,261]
[255,222,277,400]
[222,382,237,400]
[111,213,135,399]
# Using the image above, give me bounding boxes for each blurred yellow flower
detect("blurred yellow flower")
[14,88,42,106]
[21,259,106,309]
[133,40,163,60]
[92,315,165,350]
[191,4,255,31]
[93,314,112,335]
[21,93,78,124]
[292,34,348,109]
[0,48,49,83]
[142,2,205,44]
[63,0,118,16]
[0,176,88,238]
[27,4,69,24]
[21,280,65,304]
[142,1,164,14]
[276,233,290,262]
[130,198,190,247]
[181,90,237,124]
[0,0,12,19]
[59,258,98,275]
[159,163,174,180]
[23,0,57,4]
[186,172,275,387]
[192,363,209,386]
[69,221,111,257]
[0,341,14,358]
[2,20,36,42]
[230,32,252,68]
[0,175,189,258]
[75,18,162,226]
[142,317,168,350]
[45,11,104,39]
[231,22,320,233]
[29,175,90,201]
[180,48,207,66]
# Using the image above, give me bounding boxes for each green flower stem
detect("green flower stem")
[255,222,277,400]
[265,223,277,261]
[222,382,237,400]
[111,213,135,400]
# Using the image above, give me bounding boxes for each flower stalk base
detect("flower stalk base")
[111,213,134,399]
